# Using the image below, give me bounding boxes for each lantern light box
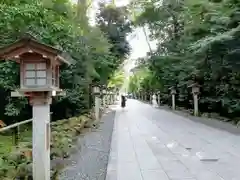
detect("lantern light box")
[93,86,100,94]
[0,34,71,95]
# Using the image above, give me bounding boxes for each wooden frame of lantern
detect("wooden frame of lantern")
[189,83,200,95]
[0,33,71,180]
[0,34,70,98]
[188,83,201,116]
[93,85,101,96]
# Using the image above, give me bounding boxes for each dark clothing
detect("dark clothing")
[121,96,126,108]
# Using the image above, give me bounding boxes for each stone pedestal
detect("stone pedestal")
[95,96,100,121]
[102,95,106,109]
[172,94,176,110]
[157,94,160,106]
[193,94,199,116]
[31,96,51,180]
[189,83,200,116]
[170,87,176,110]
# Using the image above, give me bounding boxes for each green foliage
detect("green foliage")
[129,0,240,120]
[108,70,125,89]
[96,3,132,68]
[0,0,129,123]
[0,114,93,179]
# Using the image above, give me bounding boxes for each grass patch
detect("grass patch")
[0,127,32,156]
[0,135,13,155]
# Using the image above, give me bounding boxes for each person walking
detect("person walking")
[152,93,158,107]
[121,95,126,108]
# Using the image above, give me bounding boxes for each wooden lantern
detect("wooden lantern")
[0,34,71,96]
[93,86,100,95]
[169,86,176,95]
[102,89,107,95]
[188,83,200,95]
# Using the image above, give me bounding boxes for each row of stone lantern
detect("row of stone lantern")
[135,83,200,116]
[137,91,161,106]
[169,83,200,116]
[92,85,116,121]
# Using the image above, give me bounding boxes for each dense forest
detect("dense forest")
[0,0,130,124]
[128,0,240,122]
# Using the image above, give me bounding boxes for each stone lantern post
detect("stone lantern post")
[107,90,111,105]
[169,87,177,110]
[157,91,161,106]
[189,83,200,116]
[0,34,71,180]
[93,85,101,121]
[102,88,107,109]
[109,91,112,104]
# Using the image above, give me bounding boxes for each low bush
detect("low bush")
[0,114,94,179]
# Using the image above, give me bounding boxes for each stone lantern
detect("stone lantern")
[109,91,114,104]
[169,86,177,110]
[157,91,161,105]
[93,85,100,94]
[0,34,71,180]
[102,88,107,109]
[2,35,70,98]
[105,88,110,105]
[145,92,148,101]
[93,84,101,121]
[189,83,201,116]
[139,91,142,100]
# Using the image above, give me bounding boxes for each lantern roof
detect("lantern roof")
[169,86,176,90]
[0,33,72,65]
[188,82,201,88]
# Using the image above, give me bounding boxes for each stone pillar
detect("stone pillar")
[107,93,110,105]
[157,91,161,106]
[172,94,176,110]
[189,83,200,116]
[109,93,112,104]
[102,89,107,109]
[30,95,51,180]
[95,94,100,121]
[170,87,176,110]
[103,95,106,109]
[193,94,199,116]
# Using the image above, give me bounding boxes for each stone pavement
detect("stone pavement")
[106,100,240,180]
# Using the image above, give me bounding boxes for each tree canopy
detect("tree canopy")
[0,0,131,123]
[128,0,240,121]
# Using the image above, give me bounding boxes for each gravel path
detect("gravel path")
[59,109,116,180]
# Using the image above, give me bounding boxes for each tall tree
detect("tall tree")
[129,0,240,121]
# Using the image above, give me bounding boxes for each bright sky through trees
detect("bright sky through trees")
[71,0,157,61]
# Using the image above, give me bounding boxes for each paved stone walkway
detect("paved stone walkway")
[106,100,240,180]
